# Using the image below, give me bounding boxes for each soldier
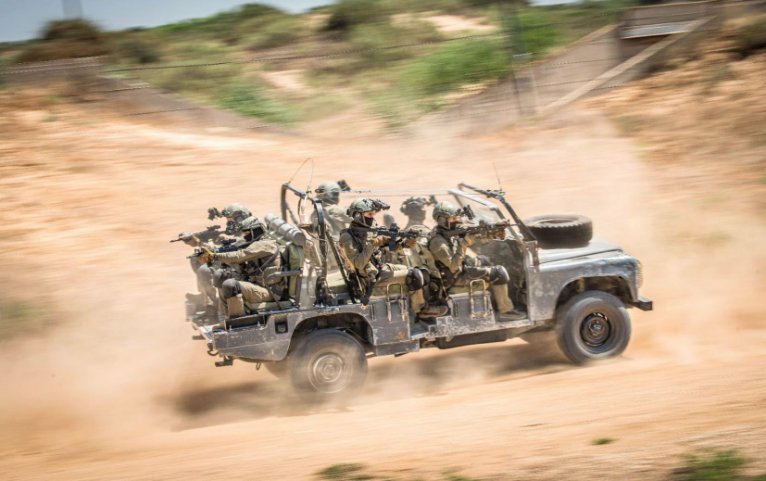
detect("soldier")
[199,217,284,319]
[338,199,430,312]
[212,203,253,235]
[312,181,351,238]
[428,201,524,321]
[400,196,430,229]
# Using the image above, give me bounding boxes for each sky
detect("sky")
[0,0,330,42]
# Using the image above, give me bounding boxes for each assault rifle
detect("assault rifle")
[187,239,253,259]
[170,225,222,244]
[352,223,420,250]
[445,219,511,240]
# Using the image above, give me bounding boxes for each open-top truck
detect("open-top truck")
[188,183,652,400]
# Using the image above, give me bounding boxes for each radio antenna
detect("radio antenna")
[287,157,311,185]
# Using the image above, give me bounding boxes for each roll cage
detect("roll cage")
[280,181,541,295]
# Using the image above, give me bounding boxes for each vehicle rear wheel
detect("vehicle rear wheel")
[524,214,592,248]
[555,291,631,364]
[289,329,368,401]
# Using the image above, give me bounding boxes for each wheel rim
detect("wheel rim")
[309,353,347,393]
[579,313,613,352]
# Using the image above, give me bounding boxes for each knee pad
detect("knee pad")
[477,255,492,267]
[221,279,242,299]
[406,268,425,291]
[489,266,510,285]
[197,264,213,281]
[417,267,431,286]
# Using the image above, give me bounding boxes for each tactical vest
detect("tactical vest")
[428,228,463,289]
[340,227,382,280]
[242,247,285,300]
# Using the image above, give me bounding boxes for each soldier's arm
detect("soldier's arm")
[339,234,375,272]
[214,241,276,264]
[429,236,464,272]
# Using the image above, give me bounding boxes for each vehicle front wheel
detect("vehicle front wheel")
[289,329,368,402]
[555,291,631,364]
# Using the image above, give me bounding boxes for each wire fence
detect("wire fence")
[0,7,726,132]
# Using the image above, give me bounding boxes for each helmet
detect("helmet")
[346,198,378,218]
[221,203,252,221]
[239,216,266,241]
[432,201,462,229]
[315,182,341,205]
[400,197,428,214]
[346,198,390,227]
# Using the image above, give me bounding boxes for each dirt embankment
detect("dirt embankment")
[0,39,765,480]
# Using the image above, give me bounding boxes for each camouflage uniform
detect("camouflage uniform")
[428,202,522,319]
[209,218,284,318]
[338,199,426,309]
[400,196,430,229]
[311,181,351,238]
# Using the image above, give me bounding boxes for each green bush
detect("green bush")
[42,18,105,42]
[116,38,161,64]
[148,63,243,95]
[216,82,295,123]
[242,15,305,50]
[17,19,111,62]
[400,37,509,95]
[734,14,766,55]
[678,449,749,481]
[323,0,389,32]
[0,299,52,340]
[515,9,559,56]
[348,21,442,67]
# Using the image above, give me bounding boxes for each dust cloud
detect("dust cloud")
[0,89,764,480]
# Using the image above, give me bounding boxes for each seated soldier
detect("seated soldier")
[199,217,284,318]
[428,202,524,321]
[311,181,351,238]
[217,203,253,236]
[338,199,431,313]
[400,196,430,229]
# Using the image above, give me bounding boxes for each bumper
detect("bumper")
[630,296,653,311]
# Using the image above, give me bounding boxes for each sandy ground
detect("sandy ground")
[0,72,765,481]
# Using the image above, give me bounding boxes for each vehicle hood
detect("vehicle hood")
[537,238,624,264]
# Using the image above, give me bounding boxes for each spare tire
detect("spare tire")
[524,214,593,248]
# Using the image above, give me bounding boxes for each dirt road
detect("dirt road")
[0,91,764,480]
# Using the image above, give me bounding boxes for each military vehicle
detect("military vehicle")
[185,183,652,401]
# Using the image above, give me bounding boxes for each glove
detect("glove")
[198,246,214,264]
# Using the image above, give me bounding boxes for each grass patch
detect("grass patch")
[443,473,482,481]
[241,15,307,50]
[400,37,509,96]
[216,82,295,124]
[0,299,53,340]
[317,463,372,480]
[592,437,616,445]
[676,449,751,481]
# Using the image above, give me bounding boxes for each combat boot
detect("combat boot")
[418,304,449,318]
[491,284,525,321]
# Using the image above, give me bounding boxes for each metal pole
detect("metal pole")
[500,0,525,118]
